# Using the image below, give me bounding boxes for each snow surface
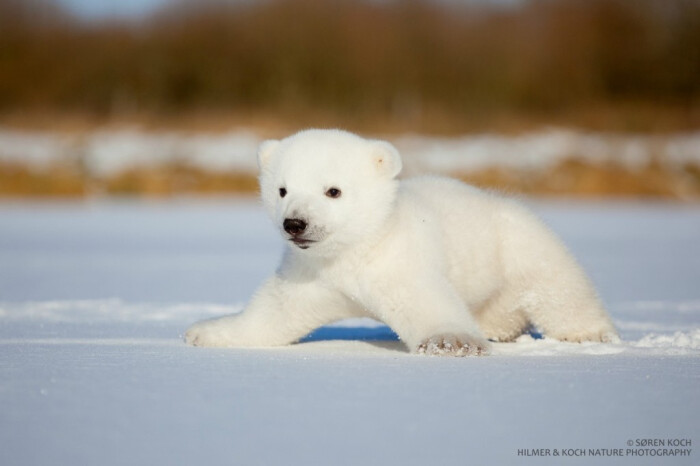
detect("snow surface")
[1,199,698,465]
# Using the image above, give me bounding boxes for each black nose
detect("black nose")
[283,218,307,235]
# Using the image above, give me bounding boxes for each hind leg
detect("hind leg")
[496,207,619,343]
[475,289,530,342]
[477,282,617,343]
[526,295,619,343]
[516,275,619,343]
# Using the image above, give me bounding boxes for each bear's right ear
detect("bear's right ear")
[257,140,280,170]
[371,141,402,179]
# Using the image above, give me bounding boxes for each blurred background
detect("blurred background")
[1,0,699,199]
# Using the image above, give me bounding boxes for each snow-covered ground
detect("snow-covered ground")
[0,199,698,465]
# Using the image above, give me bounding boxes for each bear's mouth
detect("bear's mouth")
[290,238,316,249]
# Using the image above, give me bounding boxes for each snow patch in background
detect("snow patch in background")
[394,129,700,175]
[2,126,699,176]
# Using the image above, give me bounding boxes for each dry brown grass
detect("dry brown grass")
[103,164,259,197]
[0,162,86,197]
[2,101,698,138]
[462,158,700,200]
[3,158,699,200]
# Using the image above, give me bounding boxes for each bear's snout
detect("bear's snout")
[283,218,307,236]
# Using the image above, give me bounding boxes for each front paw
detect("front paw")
[417,333,491,357]
[184,320,232,347]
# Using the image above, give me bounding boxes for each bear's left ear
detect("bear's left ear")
[371,141,402,179]
[257,140,280,170]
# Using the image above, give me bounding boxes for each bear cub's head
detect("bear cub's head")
[257,129,402,254]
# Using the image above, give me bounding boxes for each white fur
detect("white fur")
[185,129,619,356]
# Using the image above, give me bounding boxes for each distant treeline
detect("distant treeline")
[1,0,699,129]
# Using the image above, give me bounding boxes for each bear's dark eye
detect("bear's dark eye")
[325,187,341,198]
[279,187,287,198]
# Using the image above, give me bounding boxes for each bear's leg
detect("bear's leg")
[514,277,619,343]
[496,204,619,343]
[185,275,362,347]
[474,289,530,342]
[368,274,491,356]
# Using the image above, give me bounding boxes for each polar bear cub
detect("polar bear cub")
[185,129,618,355]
